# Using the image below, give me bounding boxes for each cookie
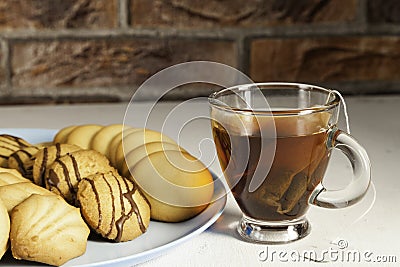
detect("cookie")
[45,150,114,204]
[32,143,81,186]
[114,129,177,170]
[0,171,30,186]
[90,124,132,156]
[66,124,102,149]
[0,199,10,260]
[0,134,31,167]
[107,128,141,165]
[130,150,214,222]
[8,146,40,180]
[0,182,54,213]
[53,125,77,144]
[0,167,27,180]
[77,171,150,242]
[121,141,185,177]
[10,194,90,266]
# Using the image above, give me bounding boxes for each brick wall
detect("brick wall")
[0,0,399,104]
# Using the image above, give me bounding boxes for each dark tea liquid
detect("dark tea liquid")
[213,120,330,221]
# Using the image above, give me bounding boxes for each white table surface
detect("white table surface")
[0,95,398,266]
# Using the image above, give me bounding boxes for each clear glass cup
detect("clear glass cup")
[209,83,371,244]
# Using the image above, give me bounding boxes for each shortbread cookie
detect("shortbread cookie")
[46,150,114,204]
[53,125,77,144]
[0,182,54,213]
[0,171,30,186]
[77,171,150,242]
[130,150,214,222]
[107,128,141,164]
[90,124,131,156]
[8,146,40,180]
[66,124,102,149]
[10,194,90,266]
[0,134,31,167]
[32,143,81,186]
[114,129,177,170]
[0,199,10,260]
[121,141,184,177]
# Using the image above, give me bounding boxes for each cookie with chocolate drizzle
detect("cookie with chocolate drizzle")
[77,171,150,242]
[45,150,114,204]
[8,146,40,180]
[32,143,81,186]
[0,134,32,167]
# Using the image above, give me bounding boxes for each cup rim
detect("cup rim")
[208,82,341,116]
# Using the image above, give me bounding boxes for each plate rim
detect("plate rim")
[0,128,227,267]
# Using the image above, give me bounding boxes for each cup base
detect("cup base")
[237,215,310,244]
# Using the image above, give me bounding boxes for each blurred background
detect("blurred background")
[0,0,398,104]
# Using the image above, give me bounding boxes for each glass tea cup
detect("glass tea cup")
[209,83,370,244]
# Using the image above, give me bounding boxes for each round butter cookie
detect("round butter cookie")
[77,171,150,242]
[107,128,142,165]
[66,124,102,149]
[0,199,10,260]
[121,141,185,177]
[32,143,81,186]
[53,125,77,144]
[8,146,40,180]
[10,194,90,266]
[114,129,177,171]
[130,150,214,222]
[45,150,114,204]
[0,134,31,167]
[90,124,132,156]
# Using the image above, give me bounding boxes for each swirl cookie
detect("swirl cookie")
[0,182,54,213]
[0,199,10,260]
[32,143,81,186]
[77,171,150,242]
[10,194,90,266]
[45,150,114,204]
[0,134,31,167]
[8,146,40,180]
[0,171,30,186]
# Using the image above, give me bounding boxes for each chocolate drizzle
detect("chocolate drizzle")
[39,147,48,186]
[102,173,116,238]
[83,178,102,231]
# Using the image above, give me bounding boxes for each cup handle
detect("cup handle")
[310,127,371,208]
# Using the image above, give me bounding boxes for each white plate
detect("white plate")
[0,128,227,267]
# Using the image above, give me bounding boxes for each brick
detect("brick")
[11,38,237,89]
[130,0,358,28]
[249,36,400,83]
[0,0,117,29]
[0,40,6,91]
[367,0,400,23]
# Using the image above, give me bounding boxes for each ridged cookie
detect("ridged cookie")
[0,134,31,167]
[10,194,90,266]
[8,146,40,180]
[77,171,150,242]
[45,150,114,204]
[0,182,54,213]
[32,143,81,186]
[0,171,30,186]
[0,199,10,260]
